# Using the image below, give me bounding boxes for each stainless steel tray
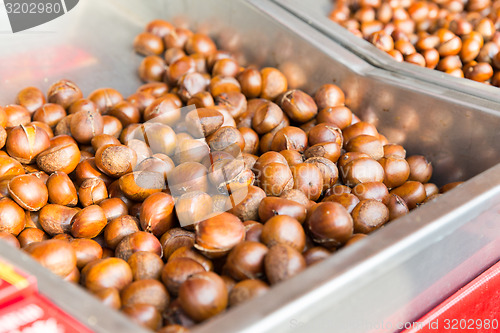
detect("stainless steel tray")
[273,0,500,106]
[0,0,500,333]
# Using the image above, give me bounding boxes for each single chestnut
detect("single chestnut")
[115,231,163,262]
[280,150,304,167]
[344,233,368,247]
[8,174,48,211]
[187,91,215,109]
[304,157,339,191]
[184,108,224,138]
[290,163,323,201]
[322,193,360,213]
[32,103,66,128]
[258,197,307,223]
[69,238,103,269]
[94,288,121,310]
[119,171,165,201]
[378,156,410,188]
[70,109,104,144]
[37,135,81,174]
[78,178,108,207]
[225,241,268,281]
[270,126,307,152]
[239,127,260,155]
[16,86,46,113]
[260,67,288,100]
[145,19,173,37]
[108,101,141,127]
[279,189,310,207]
[178,72,208,102]
[424,183,439,197]
[46,171,78,206]
[74,158,112,187]
[215,91,247,118]
[258,162,293,197]
[81,257,133,292]
[128,251,164,281]
[185,33,217,56]
[228,279,269,307]
[178,271,228,322]
[307,201,353,247]
[39,204,80,235]
[342,122,378,146]
[264,243,306,285]
[352,181,390,204]
[71,205,107,239]
[139,55,167,82]
[303,247,331,266]
[351,199,390,234]
[134,32,165,56]
[341,157,385,186]
[316,106,353,130]
[17,227,48,248]
[346,134,384,160]
[194,212,245,258]
[278,89,318,123]
[98,198,127,222]
[251,101,284,135]
[122,304,162,330]
[261,215,305,252]
[121,279,170,312]
[6,124,50,164]
[102,115,123,138]
[168,246,213,272]
[24,239,76,277]
[47,80,83,109]
[0,231,21,247]
[160,229,195,260]
[95,144,137,178]
[68,98,98,115]
[104,215,140,250]
[207,126,245,157]
[0,156,25,181]
[406,155,433,183]
[164,27,193,49]
[228,185,266,222]
[390,181,427,209]
[386,193,409,221]
[314,84,345,109]
[168,162,208,197]
[137,123,178,155]
[175,191,213,227]
[161,257,205,296]
[139,192,175,237]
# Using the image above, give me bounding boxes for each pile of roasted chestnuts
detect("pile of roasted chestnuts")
[0,19,463,333]
[329,0,500,85]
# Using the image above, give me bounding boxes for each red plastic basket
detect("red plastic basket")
[403,260,500,333]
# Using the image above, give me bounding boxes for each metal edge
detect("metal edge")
[273,0,500,106]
